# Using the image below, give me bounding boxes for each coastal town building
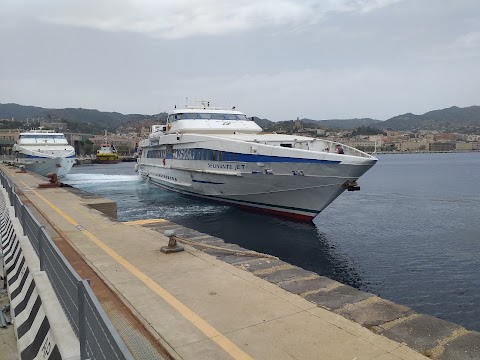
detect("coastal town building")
[394,140,430,152]
[0,129,20,155]
[455,142,479,151]
[429,142,456,152]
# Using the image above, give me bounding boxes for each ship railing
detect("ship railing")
[0,171,133,360]
[315,139,375,158]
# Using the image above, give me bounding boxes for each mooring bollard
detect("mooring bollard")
[161,230,184,254]
[15,165,27,173]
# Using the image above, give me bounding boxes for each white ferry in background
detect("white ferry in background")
[136,102,377,222]
[12,130,76,177]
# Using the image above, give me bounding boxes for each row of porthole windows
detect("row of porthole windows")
[145,148,242,162]
[19,135,66,139]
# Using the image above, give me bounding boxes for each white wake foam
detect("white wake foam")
[63,173,141,184]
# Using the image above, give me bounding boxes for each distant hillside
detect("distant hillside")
[0,103,45,119]
[380,106,480,132]
[2,102,480,133]
[0,103,152,131]
[252,117,273,128]
[307,118,382,129]
[254,117,381,131]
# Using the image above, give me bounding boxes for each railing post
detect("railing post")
[1,252,6,291]
[13,195,17,218]
[78,280,88,360]
[21,205,26,236]
[38,226,45,271]
[8,186,13,206]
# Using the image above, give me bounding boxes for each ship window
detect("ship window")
[280,144,292,148]
[170,113,247,120]
[166,145,173,157]
[175,113,198,120]
[20,134,65,139]
[194,149,202,160]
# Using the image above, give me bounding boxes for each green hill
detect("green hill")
[2,102,480,133]
[305,118,382,129]
[0,103,152,132]
[380,106,480,132]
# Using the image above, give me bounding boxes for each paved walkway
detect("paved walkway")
[2,165,428,360]
[0,287,17,360]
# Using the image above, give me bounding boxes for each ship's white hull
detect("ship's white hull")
[15,156,76,177]
[13,130,77,178]
[138,159,374,221]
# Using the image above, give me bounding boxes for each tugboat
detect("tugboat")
[94,143,120,164]
[93,131,120,164]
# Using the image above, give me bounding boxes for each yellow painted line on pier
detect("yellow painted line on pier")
[123,219,167,225]
[25,187,253,360]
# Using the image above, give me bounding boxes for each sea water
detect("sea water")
[64,152,480,331]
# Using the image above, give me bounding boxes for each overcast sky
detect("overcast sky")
[1,0,479,121]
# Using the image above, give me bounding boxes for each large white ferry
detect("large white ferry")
[12,130,76,177]
[137,102,377,221]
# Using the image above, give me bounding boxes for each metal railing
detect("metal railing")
[0,170,133,360]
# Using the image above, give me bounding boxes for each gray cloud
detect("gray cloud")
[1,0,479,121]
[3,0,404,39]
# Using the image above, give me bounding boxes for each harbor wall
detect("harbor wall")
[139,219,480,359]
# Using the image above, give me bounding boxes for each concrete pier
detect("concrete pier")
[1,164,479,360]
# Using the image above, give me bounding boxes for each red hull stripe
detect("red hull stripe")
[237,204,315,222]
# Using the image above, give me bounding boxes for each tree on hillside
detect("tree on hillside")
[82,139,94,155]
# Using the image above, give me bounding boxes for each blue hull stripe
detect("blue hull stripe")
[18,155,75,159]
[145,147,340,164]
[192,179,224,185]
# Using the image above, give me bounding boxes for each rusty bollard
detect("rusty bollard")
[161,230,184,254]
[38,172,60,188]
[15,165,27,173]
